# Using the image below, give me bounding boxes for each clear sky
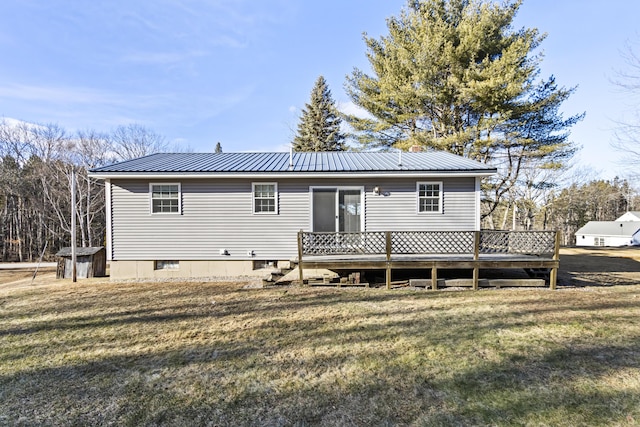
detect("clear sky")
[0,1,638,179]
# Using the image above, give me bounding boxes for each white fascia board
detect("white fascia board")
[89,171,497,180]
[105,179,112,261]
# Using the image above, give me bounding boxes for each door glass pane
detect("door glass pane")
[313,189,336,232]
[339,190,361,233]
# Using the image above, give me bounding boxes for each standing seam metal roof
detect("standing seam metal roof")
[90,151,497,173]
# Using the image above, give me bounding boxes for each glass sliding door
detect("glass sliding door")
[312,189,337,232]
[338,190,361,233]
[312,188,362,232]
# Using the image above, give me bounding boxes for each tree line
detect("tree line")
[0,120,168,261]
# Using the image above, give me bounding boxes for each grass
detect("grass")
[1,278,640,426]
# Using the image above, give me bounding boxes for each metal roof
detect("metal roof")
[90,151,497,175]
[575,221,640,236]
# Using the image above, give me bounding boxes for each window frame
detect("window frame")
[149,183,182,215]
[155,260,179,270]
[252,182,278,215]
[416,181,443,214]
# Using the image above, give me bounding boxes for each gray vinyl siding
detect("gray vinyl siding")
[365,177,476,231]
[110,177,477,261]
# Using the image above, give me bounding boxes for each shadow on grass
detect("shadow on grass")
[3,281,640,425]
[2,328,639,426]
[559,252,640,287]
[560,253,640,273]
[3,284,640,425]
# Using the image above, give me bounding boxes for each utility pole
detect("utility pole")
[71,169,77,282]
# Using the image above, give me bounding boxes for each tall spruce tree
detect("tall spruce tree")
[292,76,345,151]
[346,0,583,221]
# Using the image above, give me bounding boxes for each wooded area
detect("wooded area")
[0,120,167,261]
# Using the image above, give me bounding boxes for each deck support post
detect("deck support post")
[473,231,480,290]
[297,230,305,285]
[549,230,561,290]
[385,231,392,289]
[431,267,438,290]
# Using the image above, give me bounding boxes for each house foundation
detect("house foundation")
[109,260,288,280]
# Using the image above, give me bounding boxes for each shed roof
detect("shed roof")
[90,151,497,176]
[574,221,640,237]
[56,246,105,257]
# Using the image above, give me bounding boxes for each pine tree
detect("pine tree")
[345,0,583,221]
[292,76,345,151]
[215,142,222,153]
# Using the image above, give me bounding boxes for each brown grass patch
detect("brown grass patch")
[560,246,640,287]
[1,270,640,426]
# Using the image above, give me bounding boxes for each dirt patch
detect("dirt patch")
[0,268,57,291]
[0,267,112,293]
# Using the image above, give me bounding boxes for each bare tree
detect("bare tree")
[611,40,640,172]
[74,130,110,247]
[0,118,173,261]
[109,124,168,161]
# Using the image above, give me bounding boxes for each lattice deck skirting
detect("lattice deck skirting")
[297,230,561,290]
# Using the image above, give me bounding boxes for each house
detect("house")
[574,221,640,247]
[574,211,640,247]
[615,211,640,222]
[89,151,496,280]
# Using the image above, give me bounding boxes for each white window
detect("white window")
[417,182,442,213]
[252,182,278,214]
[150,183,181,214]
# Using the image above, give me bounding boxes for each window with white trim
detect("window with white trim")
[252,182,278,214]
[417,182,442,213]
[150,183,181,214]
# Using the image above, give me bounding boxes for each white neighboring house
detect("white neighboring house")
[575,220,640,247]
[615,211,640,222]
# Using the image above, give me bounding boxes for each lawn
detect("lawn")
[1,253,640,426]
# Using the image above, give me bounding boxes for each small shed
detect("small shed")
[56,246,106,279]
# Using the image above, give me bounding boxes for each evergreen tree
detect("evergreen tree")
[292,76,345,151]
[346,0,583,219]
[215,142,222,153]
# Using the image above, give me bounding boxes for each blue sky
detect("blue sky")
[0,1,638,179]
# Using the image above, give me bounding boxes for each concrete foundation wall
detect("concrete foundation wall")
[110,260,284,280]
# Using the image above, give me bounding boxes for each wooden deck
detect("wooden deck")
[297,230,561,289]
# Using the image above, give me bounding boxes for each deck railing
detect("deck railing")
[299,230,558,257]
[297,230,561,290]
